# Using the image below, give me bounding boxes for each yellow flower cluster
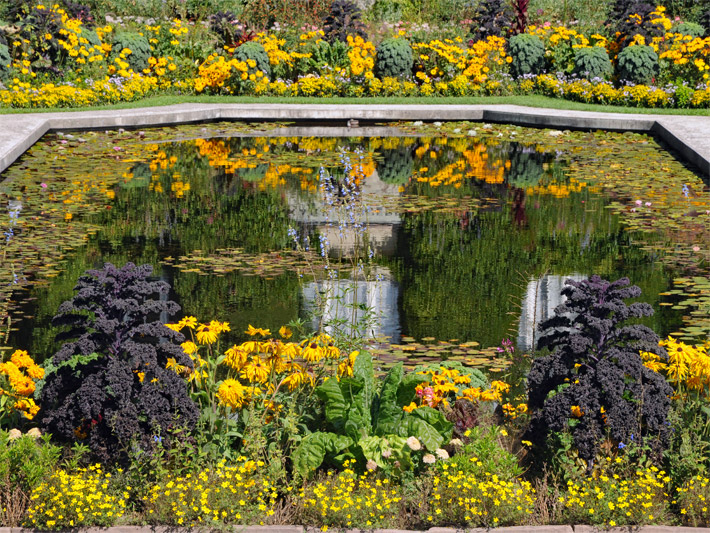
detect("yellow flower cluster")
[347,35,375,78]
[25,464,126,529]
[424,467,535,527]
[660,34,710,84]
[676,475,710,526]
[0,349,44,420]
[558,464,669,526]
[298,466,403,529]
[0,73,160,108]
[641,336,710,398]
[194,54,251,93]
[144,458,278,526]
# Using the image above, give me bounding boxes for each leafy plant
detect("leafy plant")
[511,0,530,35]
[374,37,414,79]
[322,0,367,44]
[292,354,454,478]
[469,0,512,42]
[39,262,199,464]
[233,40,271,79]
[0,431,61,527]
[111,31,151,72]
[525,275,673,466]
[508,33,546,77]
[573,46,613,80]
[305,39,351,73]
[616,44,659,85]
[209,10,251,49]
[672,21,705,38]
[611,1,668,50]
[377,145,414,185]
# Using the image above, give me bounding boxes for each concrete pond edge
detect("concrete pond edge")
[1,103,709,180]
[1,525,710,533]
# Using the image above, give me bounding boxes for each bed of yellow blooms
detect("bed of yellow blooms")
[676,474,710,526]
[0,349,43,422]
[557,462,669,526]
[144,458,280,526]
[25,464,126,530]
[422,466,535,527]
[297,464,405,529]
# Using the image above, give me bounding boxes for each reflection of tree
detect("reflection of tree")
[377,145,414,185]
[384,188,679,348]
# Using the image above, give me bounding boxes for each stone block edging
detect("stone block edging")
[1,104,709,181]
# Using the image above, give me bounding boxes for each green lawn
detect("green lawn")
[2,93,710,115]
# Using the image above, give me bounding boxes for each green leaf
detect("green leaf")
[373,363,404,435]
[397,372,429,407]
[339,377,368,440]
[409,406,453,441]
[316,378,349,433]
[352,350,375,429]
[291,432,353,478]
[399,415,446,451]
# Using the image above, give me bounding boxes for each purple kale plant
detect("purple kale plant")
[525,275,672,465]
[39,263,199,464]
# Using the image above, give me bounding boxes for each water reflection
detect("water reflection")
[517,274,586,351]
[302,266,401,342]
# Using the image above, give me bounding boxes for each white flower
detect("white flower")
[8,428,21,441]
[435,448,449,460]
[449,438,464,447]
[366,459,378,471]
[422,453,436,464]
[26,428,42,439]
[382,448,392,458]
[406,436,422,451]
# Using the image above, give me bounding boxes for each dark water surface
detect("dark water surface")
[1,121,703,369]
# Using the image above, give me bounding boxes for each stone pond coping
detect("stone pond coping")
[0,525,709,533]
[0,103,709,181]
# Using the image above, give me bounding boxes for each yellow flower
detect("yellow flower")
[196,323,218,344]
[279,326,292,339]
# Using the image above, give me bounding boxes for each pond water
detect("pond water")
[1,120,708,372]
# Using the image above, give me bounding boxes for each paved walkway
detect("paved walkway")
[1,103,709,177]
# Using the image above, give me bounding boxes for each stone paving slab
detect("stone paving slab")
[0,104,709,179]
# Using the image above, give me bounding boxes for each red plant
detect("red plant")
[511,0,529,35]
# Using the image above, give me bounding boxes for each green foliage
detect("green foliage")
[292,354,453,477]
[573,46,613,80]
[0,431,62,527]
[112,31,151,72]
[375,38,414,79]
[208,10,243,49]
[441,425,522,480]
[305,39,350,73]
[616,44,659,85]
[470,0,512,41]
[508,33,546,78]
[377,146,414,184]
[0,44,10,82]
[233,40,271,79]
[672,21,706,38]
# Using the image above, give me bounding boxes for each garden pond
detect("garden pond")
[0,120,709,372]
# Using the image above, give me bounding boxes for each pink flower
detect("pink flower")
[693,246,701,252]
[645,202,652,207]
[41,183,47,188]
[635,200,643,206]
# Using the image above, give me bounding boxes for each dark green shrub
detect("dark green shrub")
[469,0,512,41]
[112,32,151,72]
[64,1,95,27]
[616,44,659,84]
[702,8,710,38]
[377,146,414,185]
[374,38,413,79]
[0,431,61,527]
[0,44,10,82]
[508,33,545,78]
[611,1,666,49]
[234,40,271,79]
[525,276,672,465]
[673,21,705,37]
[322,0,367,44]
[573,46,613,80]
[39,262,199,464]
